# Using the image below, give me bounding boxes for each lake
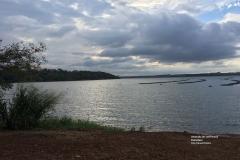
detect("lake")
[18,76,240,134]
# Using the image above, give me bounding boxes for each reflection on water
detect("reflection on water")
[22,76,240,134]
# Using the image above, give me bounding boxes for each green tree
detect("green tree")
[0,40,47,129]
[0,40,46,92]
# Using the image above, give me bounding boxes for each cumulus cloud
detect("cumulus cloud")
[221,13,240,22]
[100,12,240,63]
[1,0,240,75]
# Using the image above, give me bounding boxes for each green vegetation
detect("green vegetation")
[0,40,123,132]
[0,40,118,84]
[0,40,46,92]
[0,86,60,129]
[38,117,124,132]
[1,69,119,83]
[0,86,123,132]
[0,40,49,130]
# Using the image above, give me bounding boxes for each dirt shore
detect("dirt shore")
[0,131,239,160]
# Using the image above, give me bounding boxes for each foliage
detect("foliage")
[0,86,60,129]
[0,40,118,87]
[1,69,119,83]
[0,40,46,91]
[0,40,121,132]
[38,117,124,132]
[0,40,48,129]
[0,40,46,71]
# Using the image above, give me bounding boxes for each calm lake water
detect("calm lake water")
[19,76,240,134]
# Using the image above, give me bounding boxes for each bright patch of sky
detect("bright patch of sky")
[198,1,240,22]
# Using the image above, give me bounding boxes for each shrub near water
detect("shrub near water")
[0,86,124,132]
[0,86,60,129]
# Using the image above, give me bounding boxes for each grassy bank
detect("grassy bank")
[0,86,123,132]
[37,117,124,132]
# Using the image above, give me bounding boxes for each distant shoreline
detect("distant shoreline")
[121,72,240,79]
[1,69,119,83]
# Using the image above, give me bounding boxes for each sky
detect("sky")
[1,0,240,76]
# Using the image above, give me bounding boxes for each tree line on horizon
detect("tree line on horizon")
[0,68,119,83]
[0,40,118,130]
[0,40,118,83]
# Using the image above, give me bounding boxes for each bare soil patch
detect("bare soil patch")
[0,131,239,160]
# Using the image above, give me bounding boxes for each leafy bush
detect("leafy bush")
[0,86,60,129]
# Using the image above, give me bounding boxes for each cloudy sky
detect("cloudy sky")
[1,0,240,75]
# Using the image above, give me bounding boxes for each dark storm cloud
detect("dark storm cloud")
[100,13,240,63]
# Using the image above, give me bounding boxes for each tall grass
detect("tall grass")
[0,86,60,129]
[38,117,124,132]
[0,86,124,132]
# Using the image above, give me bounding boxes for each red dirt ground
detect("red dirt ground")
[0,131,239,160]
